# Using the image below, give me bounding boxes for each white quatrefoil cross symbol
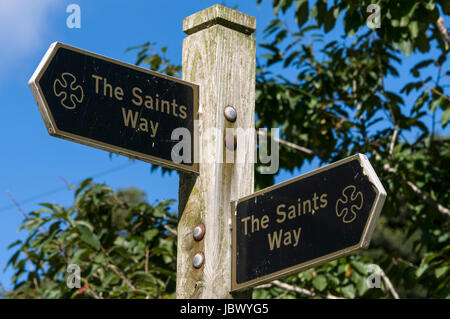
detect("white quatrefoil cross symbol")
[335,185,364,224]
[53,72,84,110]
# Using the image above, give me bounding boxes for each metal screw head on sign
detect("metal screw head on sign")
[224,105,237,122]
[193,223,206,241]
[193,252,205,269]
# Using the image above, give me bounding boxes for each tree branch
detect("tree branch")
[58,174,76,190]
[164,224,178,236]
[422,81,450,102]
[378,267,400,299]
[150,216,178,236]
[107,264,137,291]
[437,16,450,44]
[6,190,27,218]
[101,247,137,291]
[256,130,316,156]
[389,124,399,156]
[145,247,149,274]
[433,58,450,83]
[382,161,450,218]
[271,280,315,297]
[81,278,103,299]
[391,257,419,269]
[256,280,344,299]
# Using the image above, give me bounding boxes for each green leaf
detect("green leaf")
[295,0,309,27]
[416,262,430,278]
[411,59,434,76]
[400,40,413,56]
[273,0,283,15]
[70,248,87,265]
[5,250,21,270]
[435,266,448,279]
[425,1,435,10]
[441,108,450,127]
[400,15,409,27]
[77,224,100,250]
[263,19,282,37]
[391,19,399,27]
[356,275,370,296]
[125,42,150,53]
[312,275,327,291]
[274,29,287,44]
[74,220,94,231]
[7,240,22,250]
[75,178,93,197]
[301,269,314,281]
[153,207,166,218]
[350,260,367,275]
[323,10,336,32]
[144,229,159,242]
[408,21,419,39]
[284,51,300,67]
[341,284,356,298]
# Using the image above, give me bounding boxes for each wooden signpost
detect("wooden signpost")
[29,4,386,299]
[176,5,256,299]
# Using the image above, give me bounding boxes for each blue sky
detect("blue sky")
[0,1,448,291]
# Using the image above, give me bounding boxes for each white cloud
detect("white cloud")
[0,0,61,76]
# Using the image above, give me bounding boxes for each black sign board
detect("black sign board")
[29,42,199,173]
[231,154,386,291]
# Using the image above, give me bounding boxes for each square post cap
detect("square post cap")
[183,4,256,35]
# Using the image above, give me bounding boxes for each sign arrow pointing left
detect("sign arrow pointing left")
[29,42,199,174]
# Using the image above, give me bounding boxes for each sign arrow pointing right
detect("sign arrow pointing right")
[232,153,387,292]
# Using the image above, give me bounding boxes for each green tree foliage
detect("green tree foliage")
[126,42,182,77]
[6,0,450,298]
[5,180,177,298]
[251,0,449,299]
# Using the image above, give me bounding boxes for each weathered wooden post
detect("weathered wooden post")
[177,5,256,298]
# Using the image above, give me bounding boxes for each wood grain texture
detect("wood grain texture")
[177,5,256,299]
